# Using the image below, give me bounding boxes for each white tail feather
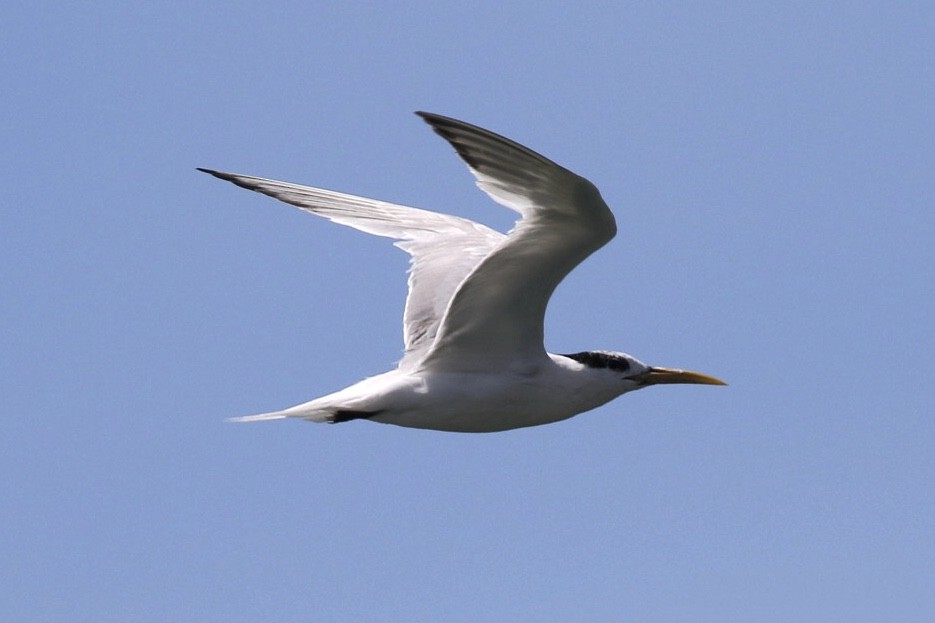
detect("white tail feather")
[227,404,335,423]
[227,412,291,423]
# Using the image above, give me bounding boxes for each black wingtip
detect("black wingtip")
[416,110,468,127]
[197,168,239,183]
[414,111,474,136]
[414,111,450,137]
[413,112,491,170]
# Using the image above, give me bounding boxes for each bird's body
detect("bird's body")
[237,354,638,433]
[200,112,724,433]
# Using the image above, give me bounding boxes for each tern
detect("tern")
[199,112,725,432]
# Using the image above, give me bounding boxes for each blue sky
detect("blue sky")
[2,1,932,620]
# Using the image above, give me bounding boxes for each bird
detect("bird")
[198,112,725,433]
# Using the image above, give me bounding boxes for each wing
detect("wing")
[414,112,617,373]
[197,168,503,368]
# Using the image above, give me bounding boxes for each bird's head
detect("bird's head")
[560,350,726,390]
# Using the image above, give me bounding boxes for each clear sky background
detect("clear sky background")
[3,2,932,621]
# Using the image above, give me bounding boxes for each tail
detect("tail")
[227,411,293,423]
[227,404,333,424]
[227,405,379,424]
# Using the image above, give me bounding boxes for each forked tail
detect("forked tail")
[227,411,293,423]
[227,406,379,424]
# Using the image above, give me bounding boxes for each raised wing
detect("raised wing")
[415,112,617,372]
[197,169,503,367]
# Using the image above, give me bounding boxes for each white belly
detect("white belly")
[366,366,622,433]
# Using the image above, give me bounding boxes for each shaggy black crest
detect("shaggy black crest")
[561,351,631,372]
